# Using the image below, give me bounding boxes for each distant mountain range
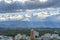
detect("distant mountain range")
[0,20,60,28]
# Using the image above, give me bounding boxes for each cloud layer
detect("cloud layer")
[0,8,60,21]
[0,0,60,12]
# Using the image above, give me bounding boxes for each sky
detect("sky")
[0,0,60,11]
[0,0,60,28]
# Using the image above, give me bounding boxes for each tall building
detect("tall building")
[30,29,35,40]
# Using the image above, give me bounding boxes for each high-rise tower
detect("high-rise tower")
[30,29,35,40]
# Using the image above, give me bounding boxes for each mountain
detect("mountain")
[0,20,60,28]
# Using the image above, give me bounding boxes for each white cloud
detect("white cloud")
[0,8,60,21]
[22,18,30,21]
[34,12,49,19]
[0,13,23,21]
[17,0,28,3]
[0,18,7,21]
[0,0,1,2]
[22,14,31,21]
[9,14,23,20]
[4,0,13,4]
[39,0,48,2]
[24,14,31,18]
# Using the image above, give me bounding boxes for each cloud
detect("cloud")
[0,13,23,21]
[46,14,60,22]
[0,0,60,12]
[0,8,60,21]
[22,14,31,21]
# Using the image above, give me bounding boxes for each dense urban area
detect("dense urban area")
[0,28,60,40]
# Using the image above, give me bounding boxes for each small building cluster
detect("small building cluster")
[0,36,13,40]
[0,29,60,40]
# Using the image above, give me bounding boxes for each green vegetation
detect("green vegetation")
[0,28,60,37]
[51,38,60,40]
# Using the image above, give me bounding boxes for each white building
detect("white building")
[41,35,51,40]
[26,36,30,40]
[34,31,39,38]
[44,33,51,37]
[15,34,22,40]
[51,34,60,39]
[0,36,13,40]
[40,33,60,40]
[21,34,26,39]
[8,36,13,40]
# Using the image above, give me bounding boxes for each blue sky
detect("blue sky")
[0,0,60,28]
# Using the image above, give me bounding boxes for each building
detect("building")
[30,29,39,40]
[34,31,39,38]
[30,29,35,40]
[51,34,60,39]
[8,36,13,40]
[21,34,26,40]
[15,34,22,40]
[40,33,51,40]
